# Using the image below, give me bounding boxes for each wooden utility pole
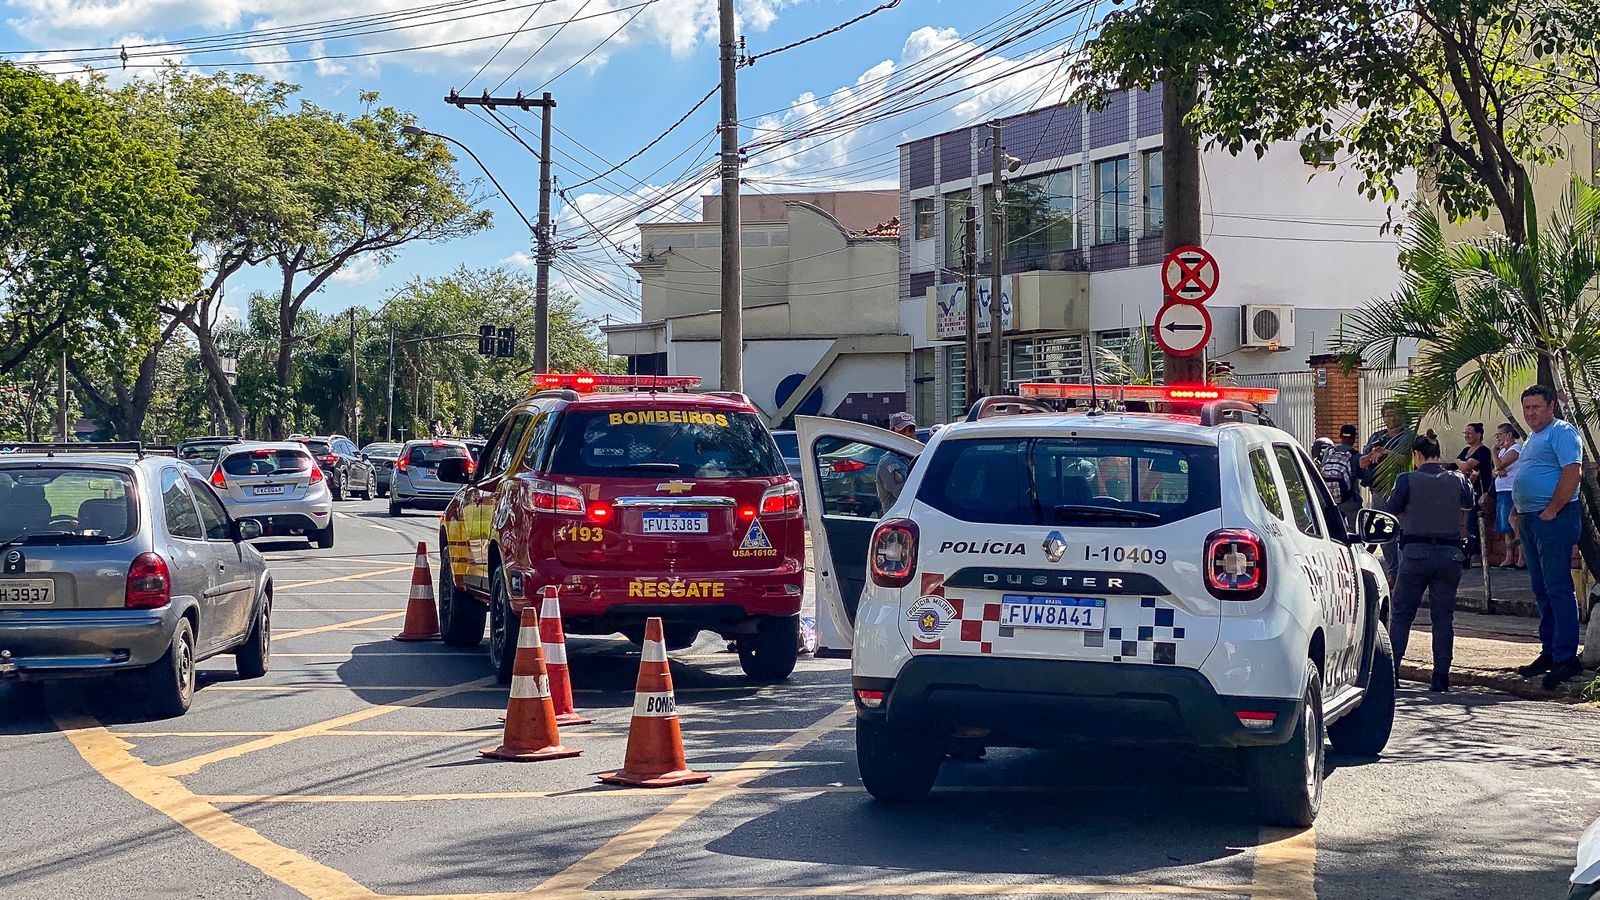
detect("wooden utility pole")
[1162,75,1206,384]
[56,324,67,442]
[963,206,979,407]
[988,121,1006,397]
[718,0,744,392]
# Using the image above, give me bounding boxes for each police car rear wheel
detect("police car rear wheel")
[736,615,799,681]
[1246,661,1324,827]
[438,552,485,648]
[857,718,940,802]
[487,570,516,684]
[1327,623,1396,757]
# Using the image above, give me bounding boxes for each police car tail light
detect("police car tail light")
[1204,528,1267,601]
[1236,710,1278,730]
[126,552,171,609]
[760,481,801,515]
[856,689,885,708]
[869,518,919,588]
[532,479,585,515]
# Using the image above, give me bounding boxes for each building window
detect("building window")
[945,345,968,422]
[1004,167,1077,269]
[943,190,972,267]
[913,198,935,240]
[1095,156,1130,245]
[1142,149,1163,237]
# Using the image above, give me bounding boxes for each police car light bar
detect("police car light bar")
[531,372,704,393]
[1017,383,1278,404]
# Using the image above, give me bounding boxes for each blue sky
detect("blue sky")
[1,0,1096,324]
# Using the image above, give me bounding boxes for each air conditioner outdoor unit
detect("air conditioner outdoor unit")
[1240,304,1295,350]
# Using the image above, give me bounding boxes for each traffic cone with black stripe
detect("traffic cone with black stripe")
[481,606,581,762]
[393,541,440,642]
[599,616,708,788]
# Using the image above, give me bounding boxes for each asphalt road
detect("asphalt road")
[2,496,1596,899]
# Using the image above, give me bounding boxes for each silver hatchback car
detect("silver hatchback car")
[0,444,273,717]
[389,439,473,516]
[212,443,335,548]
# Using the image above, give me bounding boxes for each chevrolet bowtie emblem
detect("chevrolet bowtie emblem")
[656,480,694,494]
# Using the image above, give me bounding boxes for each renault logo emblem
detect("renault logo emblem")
[1042,531,1068,564]
[656,480,694,495]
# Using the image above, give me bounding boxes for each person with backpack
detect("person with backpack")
[1320,424,1363,533]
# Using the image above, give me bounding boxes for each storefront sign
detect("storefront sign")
[935,277,1016,339]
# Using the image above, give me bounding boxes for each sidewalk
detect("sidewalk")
[1398,608,1596,702]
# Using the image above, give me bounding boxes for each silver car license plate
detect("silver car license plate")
[253,485,286,496]
[0,578,54,606]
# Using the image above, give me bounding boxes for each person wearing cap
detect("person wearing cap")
[875,412,921,514]
[1385,431,1474,692]
[1328,424,1364,533]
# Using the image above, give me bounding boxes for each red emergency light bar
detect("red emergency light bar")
[531,372,704,394]
[1018,383,1278,405]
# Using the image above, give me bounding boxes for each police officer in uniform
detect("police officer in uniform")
[1384,432,1475,692]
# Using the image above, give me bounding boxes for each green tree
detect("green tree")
[0,63,200,380]
[1072,0,1600,385]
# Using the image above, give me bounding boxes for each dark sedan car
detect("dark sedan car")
[360,442,403,497]
[296,435,376,502]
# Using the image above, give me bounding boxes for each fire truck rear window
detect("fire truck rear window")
[547,409,784,478]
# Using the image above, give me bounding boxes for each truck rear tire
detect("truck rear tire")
[857,718,940,802]
[737,615,799,682]
[1246,661,1324,827]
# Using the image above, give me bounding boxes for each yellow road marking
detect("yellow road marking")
[50,697,380,900]
[279,565,411,590]
[273,608,406,614]
[266,555,415,567]
[533,703,855,896]
[271,612,405,641]
[116,726,838,739]
[156,677,496,777]
[1248,827,1317,899]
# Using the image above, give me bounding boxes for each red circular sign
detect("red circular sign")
[1154,301,1212,357]
[1161,245,1220,303]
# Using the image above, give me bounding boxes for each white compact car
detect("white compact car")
[212,443,335,548]
[798,385,1399,826]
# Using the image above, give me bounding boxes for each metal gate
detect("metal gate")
[1232,371,1316,448]
[1358,367,1409,441]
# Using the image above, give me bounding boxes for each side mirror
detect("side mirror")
[436,457,473,484]
[1355,508,1398,545]
[235,518,263,542]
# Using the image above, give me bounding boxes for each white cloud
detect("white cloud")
[329,255,382,285]
[499,251,534,267]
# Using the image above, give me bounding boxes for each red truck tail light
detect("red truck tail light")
[831,459,867,474]
[1204,528,1267,601]
[126,552,171,609]
[532,479,585,515]
[210,467,226,489]
[760,481,801,514]
[869,518,918,588]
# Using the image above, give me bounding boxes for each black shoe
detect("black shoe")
[1516,653,1553,677]
[1542,658,1584,690]
[1429,675,1451,693]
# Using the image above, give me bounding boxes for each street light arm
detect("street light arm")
[402,125,538,235]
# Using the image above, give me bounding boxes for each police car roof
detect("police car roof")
[935,412,1283,445]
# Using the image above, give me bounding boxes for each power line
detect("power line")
[492,0,597,92]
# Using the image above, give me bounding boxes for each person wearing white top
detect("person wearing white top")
[1491,422,1524,568]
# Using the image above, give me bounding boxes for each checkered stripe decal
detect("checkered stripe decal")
[1104,597,1186,664]
[911,574,1004,654]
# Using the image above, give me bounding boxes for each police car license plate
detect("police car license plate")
[1000,595,1106,631]
[642,512,708,534]
[253,485,285,496]
[0,579,54,606]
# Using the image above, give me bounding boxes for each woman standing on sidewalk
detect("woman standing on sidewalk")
[1492,423,1524,569]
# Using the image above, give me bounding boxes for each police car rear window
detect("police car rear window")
[916,437,1220,527]
[546,409,784,478]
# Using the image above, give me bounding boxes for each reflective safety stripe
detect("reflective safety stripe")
[540,597,560,619]
[641,639,667,663]
[408,586,433,601]
[544,643,567,665]
[517,627,543,649]
[509,674,550,699]
[632,691,677,718]
[413,554,427,568]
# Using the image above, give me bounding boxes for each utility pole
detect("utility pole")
[56,324,67,442]
[1162,74,1206,384]
[963,206,979,407]
[386,325,395,441]
[718,0,744,393]
[445,90,556,372]
[988,122,1006,397]
[348,308,358,440]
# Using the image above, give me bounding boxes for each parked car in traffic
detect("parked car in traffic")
[295,434,376,502]
[390,439,474,516]
[212,443,334,548]
[0,443,273,716]
[360,442,403,497]
[176,436,238,479]
[816,428,935,518]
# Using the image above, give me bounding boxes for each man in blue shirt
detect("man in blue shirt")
[1511,385,1586,688]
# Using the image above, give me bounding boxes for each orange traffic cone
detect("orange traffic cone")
[393,542,440,642]
[540,586,592,726]
[599,616,708,788]
[482,607,581,762]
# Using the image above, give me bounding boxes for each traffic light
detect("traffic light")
[496,326,516,358]
[478,324,495,356]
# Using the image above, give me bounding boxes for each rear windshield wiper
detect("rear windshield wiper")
[1051,505,1162,523]
[0,531,114,546]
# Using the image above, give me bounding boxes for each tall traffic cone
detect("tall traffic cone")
[481,607,581,762]
[540,586,592,726]
[393,541,440,642]
[599,617,708,788]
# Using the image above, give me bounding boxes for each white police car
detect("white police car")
[797,385,1399,826]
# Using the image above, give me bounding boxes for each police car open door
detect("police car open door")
[796,416,924,657]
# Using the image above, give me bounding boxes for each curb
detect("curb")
[1398,662,1589,703]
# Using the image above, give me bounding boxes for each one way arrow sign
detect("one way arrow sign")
[1154,301,1211,356]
